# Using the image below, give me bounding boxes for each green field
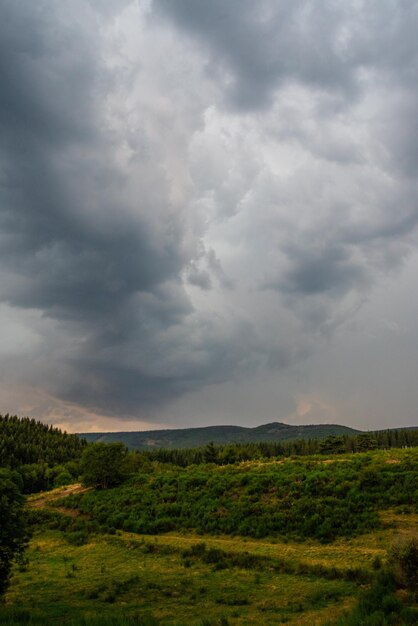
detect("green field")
[2,507,417,625]
[1,447,418,625]
[2,527,361,625]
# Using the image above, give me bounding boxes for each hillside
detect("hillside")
[59,448,418,542]
[0,414,86,469]
[78,421,360,450]
[2,441,418,624]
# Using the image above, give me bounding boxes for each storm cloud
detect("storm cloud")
[1,0,418,429]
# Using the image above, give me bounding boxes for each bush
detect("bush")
[65,530,89,546]
[327,569,418,625]
[389,535,418,593]
[80,443,128,489]
[54,471,73,486]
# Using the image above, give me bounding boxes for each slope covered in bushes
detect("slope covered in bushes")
[61,449,418,542]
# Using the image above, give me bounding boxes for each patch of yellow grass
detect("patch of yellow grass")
[28,484,91,507]
[5,529,358,625]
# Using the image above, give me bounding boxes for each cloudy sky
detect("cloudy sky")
[1,0,418,433]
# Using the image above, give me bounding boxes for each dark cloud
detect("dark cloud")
[154,0,361,110]
[1,0,418,427]
[0,0,281,418]
[0,2,184,326]
[55,315,262,413]
[278,245,367,297]
[155,0,418,112]
[186,264,212,290]
[0,1,205,413]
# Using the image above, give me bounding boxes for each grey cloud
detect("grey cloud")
[0,2,99,147]
[184,248,233,291]
[186,265,212,290]
[154,0,418,309]
[206,249,234,290]
[0,0,282,418]
[381,94,418,179]
[52,307,268,416]
[86,0,132,18]
[278,245,367,297]
[154,0,364,110]
[0,12,182,320]
[0,1,199,412]
[2,0,418,428]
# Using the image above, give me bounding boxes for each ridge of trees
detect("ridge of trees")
[140,428,418,467]
[0,469,28,596]
[0,414,87,493]
[0,414,86,468]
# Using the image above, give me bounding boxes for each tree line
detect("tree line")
[0,414,86,468]
[141,428,418,467]
[0,414,87,493]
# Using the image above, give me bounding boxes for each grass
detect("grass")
[28,484,415,576]
[2,528,358,625]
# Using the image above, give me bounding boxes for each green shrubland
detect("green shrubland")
[61,449,418,542]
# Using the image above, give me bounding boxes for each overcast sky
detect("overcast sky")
[1,0,418,433]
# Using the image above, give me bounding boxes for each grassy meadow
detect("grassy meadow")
[2,527,362,626]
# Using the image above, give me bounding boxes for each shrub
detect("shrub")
[80,443,128,489]
[389,535,418,593]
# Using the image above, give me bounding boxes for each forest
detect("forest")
[0,414,418,625]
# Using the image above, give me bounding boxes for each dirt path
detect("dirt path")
[27,483,91,516]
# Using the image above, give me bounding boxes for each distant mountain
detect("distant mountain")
[78,421,361,450]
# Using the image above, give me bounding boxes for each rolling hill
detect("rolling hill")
[78,421,361,450]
